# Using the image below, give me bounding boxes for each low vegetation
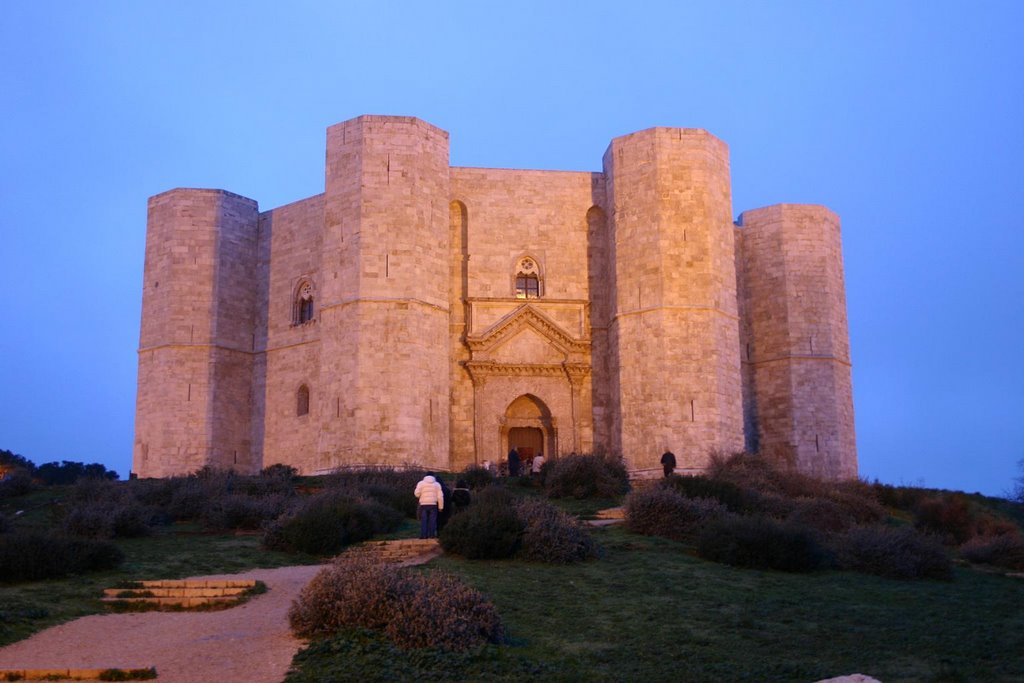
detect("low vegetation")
[3,448,1023,681]
[289,556,504,651]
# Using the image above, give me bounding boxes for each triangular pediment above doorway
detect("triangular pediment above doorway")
[467,304,588,358]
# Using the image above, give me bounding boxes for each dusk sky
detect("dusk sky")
[2,1,1021,496]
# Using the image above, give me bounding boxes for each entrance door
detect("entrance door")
[509,427,543,460]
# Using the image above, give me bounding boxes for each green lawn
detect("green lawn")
[5,482,1024,682]
[0,525,320,647]
[288,525,1024,683]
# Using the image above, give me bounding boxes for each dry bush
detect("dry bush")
[914,495,976,544]
[459,465,495,490]
[0,532,124,582]
[439,487,523,560]
[264,492,402,555]
[832,525,952,580]
[289,556,504,651]
[515,497,600,563]
[625,488,728,541]
[0,470,36,499]
[786,497,857,534]
[824,489,887,525]
[325,467,424,518]
[661,474,756,513]
[61,502,154,539]
[201,493,293,531]
[544,453,629,500]
[696,515,830,573]
[959,532,1024,570]
[871,482,929,511]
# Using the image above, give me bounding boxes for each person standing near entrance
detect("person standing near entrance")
[660,450,677,478]
[414,473,444,539]
[508,446,521,477]
[531,451,545,477]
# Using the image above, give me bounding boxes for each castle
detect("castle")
[133,115,856,480]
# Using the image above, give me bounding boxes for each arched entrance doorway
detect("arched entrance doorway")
[502,394,555,462]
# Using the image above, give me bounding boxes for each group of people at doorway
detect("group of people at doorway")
[481,447,544,479]
[413,473,471,539]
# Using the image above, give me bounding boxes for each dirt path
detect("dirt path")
[0,564,326,682]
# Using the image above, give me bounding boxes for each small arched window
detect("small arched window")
[514,257,541,299]
[295,280,315,324]
[296,385,310,417]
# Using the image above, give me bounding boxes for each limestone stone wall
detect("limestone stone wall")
[133,115,857,481]
[317,116,450,472]
[257,195,324,473]
[737,204,857,479]
[450,168,602,464]
[134,189,259,477]
[604,128,744,475]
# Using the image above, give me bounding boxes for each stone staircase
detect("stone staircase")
[341,538,442,565]
[102,579,259,609]
[587,507,626,526]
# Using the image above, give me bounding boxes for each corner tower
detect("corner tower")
[133,189,260,477]
[316,116,451,470]
[737,204,857,479]
[604,128,744,473]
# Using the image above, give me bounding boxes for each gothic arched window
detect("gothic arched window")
[295,280,315,324]
[297,385,310,417]
[514,257,541,299]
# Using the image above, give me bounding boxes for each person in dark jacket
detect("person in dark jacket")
[660,450,677,478]
[508,447,521,477]
[435,474,452,531]
[451,479,472,513]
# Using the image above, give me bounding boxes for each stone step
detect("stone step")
[135,579,256,589]
[0,668,156,681]
[342,539,441,564]
[102,596,240,607]
[103,587,249,598]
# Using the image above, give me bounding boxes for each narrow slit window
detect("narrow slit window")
[295,280,315,324]
[297,385,310,417]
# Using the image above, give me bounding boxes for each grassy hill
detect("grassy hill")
[2,464,1023,682]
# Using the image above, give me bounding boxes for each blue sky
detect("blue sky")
[1,1,1021,495]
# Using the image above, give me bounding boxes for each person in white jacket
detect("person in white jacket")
[414,473,444,539]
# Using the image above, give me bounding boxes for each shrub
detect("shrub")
[0,469,36,498]
[662,474,755,513]
[167,479,211,522]
[914,495,976,544]
[263,492,402,555]
[0,532,123,582]
[543,453,629,500]
[289,556,504,651]
[201,493,292,531]
[439,487,523,560]
[459,465,495,490]
[824,489,887,525]
[832,525,952,580]
[786,497,858,534]
[697,515,829,573]
[261,463,299,479]
[871,482,928,511]
[959,532,1024,570]
[62,502,153,539]
[326,468,424,517]
[625,488,728,541]
[515,498,599,563]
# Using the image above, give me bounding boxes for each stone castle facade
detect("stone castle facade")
[133,115,856,479]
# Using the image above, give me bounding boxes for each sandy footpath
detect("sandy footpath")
[0,564,326,683]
